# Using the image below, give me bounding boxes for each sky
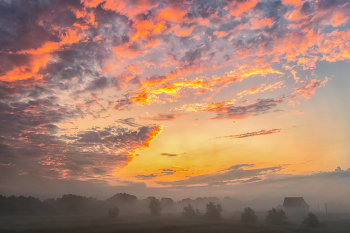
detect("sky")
[0,0,350,205]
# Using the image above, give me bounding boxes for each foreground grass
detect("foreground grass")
[0,215,349,233]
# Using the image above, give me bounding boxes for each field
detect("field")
[0,214,349,233]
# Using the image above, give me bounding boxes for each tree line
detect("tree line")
[0,194,320,227]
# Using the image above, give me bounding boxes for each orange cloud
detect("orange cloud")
[0,54,51,82]
[237,81,284,97]
[126,66,284,108]
[130,89,152,105]
[250,17,273,29]
[1,22,88,82]
[228,0,258,17]
[282,0,304,7]
[329,12,349,27]
[175,25,196,37]
[131,19,166,42]
[141,125,163,148]
[294,78,328,99]
[158,7,187,22]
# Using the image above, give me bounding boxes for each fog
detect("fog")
[2,166,350,210]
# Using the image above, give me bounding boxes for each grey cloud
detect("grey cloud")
[158,164,281,186]
[209,99,282,119]
[181,48,202,66]
[142,113,187,121]
[115,118,143,127]
[0,93,161,179]
[301,2,313,15]
[135,174,158,180]
[317,0,349,10]
[240,177,262,183]
[85,77,109,91]
[255,0,287,19]
[113,98,132,111]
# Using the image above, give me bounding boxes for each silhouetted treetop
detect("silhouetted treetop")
[106,193,137,204]
[161,197,175,209]
[240,207,258,223]
[144,196,159,203]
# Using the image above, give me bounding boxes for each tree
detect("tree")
[182,204,200,218]
[108,207,120,218]
[106,193,137,205]
[204,202,222,221]
[240,207,258,223]
[149,200,162,216]
[302,212,320,227]
[265,208,287,225]
[161,198,174,209]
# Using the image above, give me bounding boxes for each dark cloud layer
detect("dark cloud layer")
[0,94,162,180]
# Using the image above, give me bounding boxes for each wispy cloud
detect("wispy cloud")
[142,113,188,121]
[158,164,281,186]
[216,129,282,139]
[161,153,178,157]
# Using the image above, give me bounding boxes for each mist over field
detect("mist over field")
[1,192,350,233]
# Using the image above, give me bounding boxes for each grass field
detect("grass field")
[0,214,349,233]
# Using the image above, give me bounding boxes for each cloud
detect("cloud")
[113,98,132,111]
[161,153,178,157]
[0,0,350,196]
[293,78,328,99]
[216,129,282,139]
[173,97,283,120]
[115,118,142,127]
[141,113,188,121]
[236,81,284,98]
[135,174,158,180]
[0,96,163,180]
[158,164,281,186]
[207,98,283,120]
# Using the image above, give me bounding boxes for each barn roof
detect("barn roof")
[283,197,309,207]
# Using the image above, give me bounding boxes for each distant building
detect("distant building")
[282,197,309,219]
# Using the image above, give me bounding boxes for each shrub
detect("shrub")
[265,208,287,225]
[240,207,258,223]
[182,204,200,218]
[302,212,320,227]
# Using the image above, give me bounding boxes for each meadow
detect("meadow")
[0,214,349,233]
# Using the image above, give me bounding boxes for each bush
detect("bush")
[149,200,162,216]
[265,208,287,225]
[182,204,200,218]
[302,212,320,227]
[108,207,120,218]
[240,207,258,223]
[204,202,222,221]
